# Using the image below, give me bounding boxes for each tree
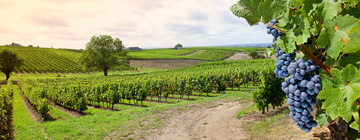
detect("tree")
[248,50,258,59]
[0,49,23,80]
[80,35,127,76]
[174,43,182,49]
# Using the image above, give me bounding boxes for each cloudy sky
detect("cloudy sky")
[0,0,272,49]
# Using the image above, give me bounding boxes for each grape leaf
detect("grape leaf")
[318,65,360,124]
[338,0,360,5]
[293,16,311,45]
[276,33,296,53]
[303,0,322,13]
[317,15,358,58]
[341,5,360,19]
[295,52,305,60]
[315,0,342,22]
[276,14,310,52]
[344,23,360,53]
[316,110,330,127]
[230,0,287,25]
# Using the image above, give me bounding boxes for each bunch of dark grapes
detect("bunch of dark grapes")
[267,19,323,133]
[281,58,322,132]
[266,19,284,41]
[274,47,296,78]
[267,19,296,78]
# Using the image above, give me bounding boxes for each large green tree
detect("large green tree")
[80,35,128,76]
[0,49,23,80]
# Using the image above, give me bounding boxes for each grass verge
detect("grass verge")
[12,85,47,139]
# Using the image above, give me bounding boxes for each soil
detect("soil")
[111,98,330,140]
[145,100,250,140]
[225,52,252,60]
[183,50,205,56]
[225,52,276,61]
[130,59,208,69]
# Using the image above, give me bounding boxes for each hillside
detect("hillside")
[0,46,134,73]
[0,46,267,73]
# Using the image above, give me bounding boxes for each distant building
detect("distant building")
[128,47,142,51]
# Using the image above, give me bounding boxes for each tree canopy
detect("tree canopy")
[248,50,259,58]
[0,49,23,80]
[80,35,128,76]
[174,43,182,49]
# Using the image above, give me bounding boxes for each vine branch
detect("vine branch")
[266,23,285,34]
[300,44,331,75]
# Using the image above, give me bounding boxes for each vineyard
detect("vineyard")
[0,58,275,139]
[0,46,135,73]
[127,47,266,60]
[2,0,356,138]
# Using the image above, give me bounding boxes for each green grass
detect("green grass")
[244,108,291,139]
[48,106,74,121]
[12,85,47,139]
[237,104,257,119]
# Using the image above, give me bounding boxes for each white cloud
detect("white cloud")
[0,0,273,49]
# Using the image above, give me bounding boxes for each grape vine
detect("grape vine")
[231,0,360,137]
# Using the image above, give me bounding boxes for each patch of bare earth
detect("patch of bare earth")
[130,59,208,69]
[145,100,250,140]
[183,50,205,56]
[226,52,276,61]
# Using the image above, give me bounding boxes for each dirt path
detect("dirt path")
[225,52,276,61]
[225,52,252,60]
[146,101,250,140]
[183,50,205,56]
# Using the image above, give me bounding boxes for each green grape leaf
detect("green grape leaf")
[344,23,360,53]
[317,31,331,49]
[350,119,360,131]
[316,0,342,22]
[318,65,360,123]
[316,110,330,127]
[341,6,360,19]
[303,0,323,13]
[230,0,287,25]
[338,0,360,6]
[276,32,296,53]
[293,16,311,45]
[295,52,304,60]
[317,15,358,58]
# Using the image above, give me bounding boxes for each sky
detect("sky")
[0,0,273,49]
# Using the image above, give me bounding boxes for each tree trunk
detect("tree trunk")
[104,68,108,76]
[5,72,10,81]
